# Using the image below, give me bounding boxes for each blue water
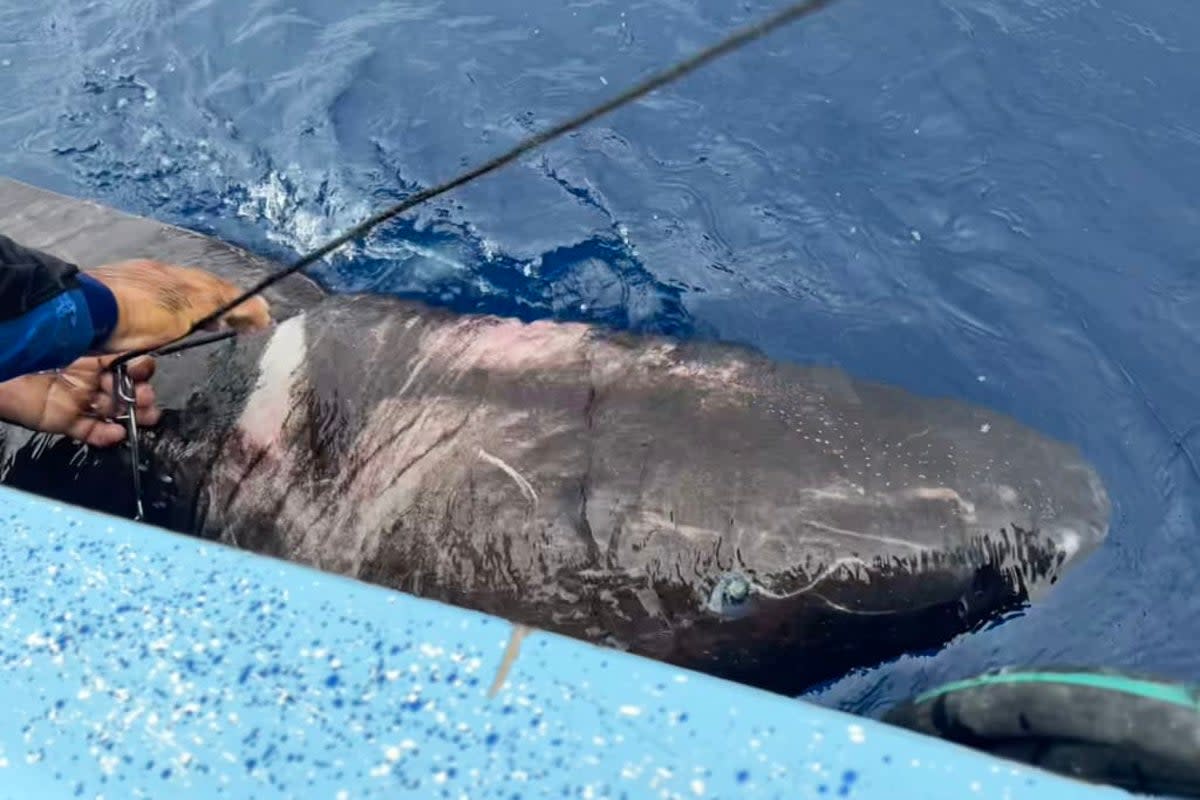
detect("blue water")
[2,0,1198,716]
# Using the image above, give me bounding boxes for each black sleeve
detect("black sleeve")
[0,233,82,324]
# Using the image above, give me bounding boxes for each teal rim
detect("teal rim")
[914,671,1200,710]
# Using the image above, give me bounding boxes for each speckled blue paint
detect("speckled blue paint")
[0,485,1127,799]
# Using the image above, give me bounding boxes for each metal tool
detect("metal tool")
[113,363,145,521]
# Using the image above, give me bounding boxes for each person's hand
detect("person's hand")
[86,259,272,352]
[0,354,160,447]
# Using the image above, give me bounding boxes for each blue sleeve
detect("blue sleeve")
[0,281,113,383]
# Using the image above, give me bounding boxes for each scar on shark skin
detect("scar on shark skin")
[478,448,539,506]
[489,623,534,698]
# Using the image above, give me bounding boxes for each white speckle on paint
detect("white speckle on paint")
[400,739,416,751]
[419,643,443,658]
[977,375,986,382]
[433,771,449,785]
[691,779,706,795]
[0,757,8,768]
[971,781,982,792]
[369,763,391,778]
[980,423,991,433]
[911,229,922,241]
[618,705,641,717]
[511,770,529,782]
[600,76,608,85]
[336,792,349,800]
[384,746,401,762]
[848,724,866,744]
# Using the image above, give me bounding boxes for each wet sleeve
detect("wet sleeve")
[0,234,119,383]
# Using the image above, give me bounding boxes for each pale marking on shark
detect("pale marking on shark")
[238,315,308,452]
[477,448,539,506]
[763,555,930,616]
[798,517,935,552]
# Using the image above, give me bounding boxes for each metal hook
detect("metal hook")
[112,363,145,522]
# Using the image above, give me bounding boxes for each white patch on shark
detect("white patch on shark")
[237,315,308,452]
[904,487,977,519]
[1052,527,1082,560]
[995,484,1019,504]
[395,350,433,399]
[802,482,867,501]
[798,517,933,552]
[477,448,538,506]
[724,557,905,616]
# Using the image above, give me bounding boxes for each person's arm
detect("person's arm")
[0,234,118,383]
[0,232,271,446]
[0,233,272,385]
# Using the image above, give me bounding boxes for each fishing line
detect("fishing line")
[109,0,842,369]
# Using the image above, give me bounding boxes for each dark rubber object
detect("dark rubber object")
[883,666,1200,797]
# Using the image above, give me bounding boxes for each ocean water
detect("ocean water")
[1,0,1198,717]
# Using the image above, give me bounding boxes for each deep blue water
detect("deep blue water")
[2,0,1198,717]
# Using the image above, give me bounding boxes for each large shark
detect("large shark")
[0,178,1110,695]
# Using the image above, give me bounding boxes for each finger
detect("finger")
[90,390,118,420]
[124,355,157,382]
[88,381,157,420]
[198,273,272,329]
[97,355,157,397]
[65,416,126,449]
[133,380,157,410]
[84,421,127,449]
[218,295,273,333]
[134,404,162,427]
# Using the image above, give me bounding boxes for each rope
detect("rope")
[110,0,841,368]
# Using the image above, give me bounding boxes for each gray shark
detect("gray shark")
[0,178,1110,695]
